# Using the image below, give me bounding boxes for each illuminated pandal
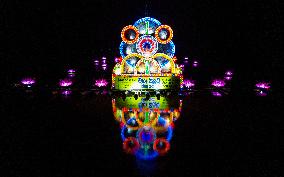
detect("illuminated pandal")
[112,17,183,91]
[112,95,182,159]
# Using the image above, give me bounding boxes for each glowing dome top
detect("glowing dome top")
[112,17,183,91]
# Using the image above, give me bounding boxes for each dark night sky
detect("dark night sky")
[1,0,283,87]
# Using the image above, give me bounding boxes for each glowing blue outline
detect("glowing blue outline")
[119,41,127,58]
[133,17,161,27]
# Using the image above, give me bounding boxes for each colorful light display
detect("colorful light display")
[112,95,183,159]
[113,17,183,91]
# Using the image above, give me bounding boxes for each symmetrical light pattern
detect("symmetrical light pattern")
[59,79,73,87]
[112,17,182,90]
[95,79,108,87]
[211,79,225,87]
[113,96,183,159]
[155,25,173,44]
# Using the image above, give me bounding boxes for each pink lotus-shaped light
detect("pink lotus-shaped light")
[183,79,195,88]
[95,79,108,87]
[225,71,233,76]
[211,79,225,87]
[255,82,270,89]
[67,69,76,73]
[59,79,73,87]
[21,78,36,85]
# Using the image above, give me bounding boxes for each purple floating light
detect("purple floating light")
[211,79,225,87]
[225,71,233,76]
[255,82,270,90]
[59,79,73,87]
[95,79,108,87]
[183,79,195,88]
[67,69,76,73]
[94,60,99,66]
[224,76,232,81]
[193,60,199,67]
[211,91,222,97]
[21,78,36,87]
[256,90,267,97]
[61,90,72,96]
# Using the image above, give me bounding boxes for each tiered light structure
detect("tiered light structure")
[112,17,183,91]
[112,95,182,159]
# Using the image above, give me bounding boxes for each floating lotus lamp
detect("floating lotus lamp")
[21,77,36,87]
[59,79,73,87]
[211,79,225,88]
[95,79,108,87]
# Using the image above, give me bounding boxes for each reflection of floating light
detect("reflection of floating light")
[21,78,36,85]
[224,76,232,81]
[211,91,222,97]
[95,79,108,87]
[61,90,72,96]
[102,63,107,67]
[255,82,270,89]
[211,79,225,87]
[183,79,195,88]
[256,90,267,97]
[59,79,73,87]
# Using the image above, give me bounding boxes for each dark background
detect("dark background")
[1,0,283,88]
[1,0,283,176]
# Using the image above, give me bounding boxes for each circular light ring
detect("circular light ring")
[121,53,144,73]
[123,137,140,154]
[157,41,175,58]
[136,36,158,56]
[134,17,161,27]
[121,25,139,44]
[153,138,170,155]
[152,53,175,73]
[155,25,173,44]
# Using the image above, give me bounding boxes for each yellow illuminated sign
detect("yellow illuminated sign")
[114,76,180,90]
